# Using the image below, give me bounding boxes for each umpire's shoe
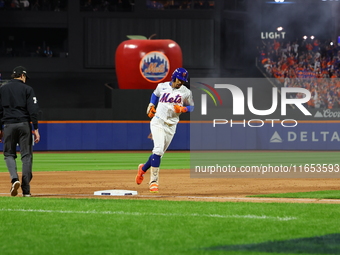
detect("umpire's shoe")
[10,181,21,197]
[136,164,146,185]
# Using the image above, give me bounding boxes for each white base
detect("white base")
[94,189,138,196]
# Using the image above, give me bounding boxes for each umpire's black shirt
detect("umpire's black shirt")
[0,79,39,129]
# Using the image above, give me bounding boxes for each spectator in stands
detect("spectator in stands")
[10,0,19,8]
[273,39,280,54]
[305,41,313,52]
[19,0,30,9]
[313,39,320,52]
[34,46,43,57]
[292,41,299,56]
[44,46,53,57]
[147,0,164,9]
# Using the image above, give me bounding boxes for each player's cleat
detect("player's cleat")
[149,182,159,193]
[136,164,146,185]
[23,194,31,197]
[10,181,21,197]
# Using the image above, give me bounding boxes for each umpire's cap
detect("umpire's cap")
[13,66,30,79]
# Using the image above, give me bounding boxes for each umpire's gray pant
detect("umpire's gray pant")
[3,122,33,194]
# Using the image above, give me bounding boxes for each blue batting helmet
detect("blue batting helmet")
[171,68,188,82]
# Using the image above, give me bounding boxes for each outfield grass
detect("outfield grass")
[1,150,340,172]
[190,151,340,168]
[1,197,340,255]
[0,152,191,172]
[250,190,340,199]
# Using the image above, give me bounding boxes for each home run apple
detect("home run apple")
[115,36,183,89]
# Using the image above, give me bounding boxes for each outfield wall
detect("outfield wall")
[10,121,189,151]
[0,121,338,151]
[191,121,340,151]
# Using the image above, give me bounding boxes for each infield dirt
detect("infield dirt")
[1,169,340,204]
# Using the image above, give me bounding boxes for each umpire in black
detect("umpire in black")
[0,66,40,197]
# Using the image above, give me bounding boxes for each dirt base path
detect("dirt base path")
[1,169,340,204]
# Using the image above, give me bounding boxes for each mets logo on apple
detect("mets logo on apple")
[140,51,170,83]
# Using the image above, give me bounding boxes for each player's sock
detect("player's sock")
[143,154,161,171]
[142,154,153,171]
[150,167,159,184]
[151,154,161,167]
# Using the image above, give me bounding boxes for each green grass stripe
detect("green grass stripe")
[0,152,190,172]
[249,190,340,199]
[1,197,340,255]
[1,151,340,172]
[190,151,340,167]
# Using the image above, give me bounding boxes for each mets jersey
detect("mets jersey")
[153,82,194,125]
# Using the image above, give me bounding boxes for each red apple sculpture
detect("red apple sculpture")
[115,35,183,89]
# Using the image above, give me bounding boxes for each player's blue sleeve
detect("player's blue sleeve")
[150,93,159,105]
[186,105,194,112]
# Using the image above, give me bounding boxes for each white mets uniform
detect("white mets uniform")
[151,81,194,156]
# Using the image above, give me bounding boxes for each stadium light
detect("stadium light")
[277,26,283,31]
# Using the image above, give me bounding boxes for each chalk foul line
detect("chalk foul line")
[0,208,296,221]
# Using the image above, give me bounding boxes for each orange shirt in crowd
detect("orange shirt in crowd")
[273,40,280,51]
[306,43,313,51]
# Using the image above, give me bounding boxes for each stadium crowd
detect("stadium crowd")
[258,38,340,109]
[0,0,67,11]
[79,0,213,12]
[80,0,133,12]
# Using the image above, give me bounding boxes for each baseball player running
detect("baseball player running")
[136,67,194,192]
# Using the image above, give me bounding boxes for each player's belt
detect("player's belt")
[155,116,173,127]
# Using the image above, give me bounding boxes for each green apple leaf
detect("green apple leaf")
[126,35,148,40]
